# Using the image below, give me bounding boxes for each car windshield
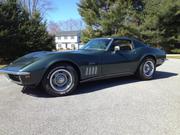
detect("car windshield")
[81,39,111,50]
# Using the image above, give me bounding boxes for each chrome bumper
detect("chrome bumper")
[0,69,30,85]
[0,69,30,75]
[156,58,165,66]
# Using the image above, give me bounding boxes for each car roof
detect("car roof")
[93,36,138,41]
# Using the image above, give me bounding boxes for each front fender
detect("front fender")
[20,55,81,85]
[139,53,156,64]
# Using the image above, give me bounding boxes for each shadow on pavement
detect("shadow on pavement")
[21,71,178,98]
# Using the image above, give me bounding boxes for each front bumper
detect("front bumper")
[0,69,30,85]
[156,58,166,66]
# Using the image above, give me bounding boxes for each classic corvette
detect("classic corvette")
[0,37,166,96]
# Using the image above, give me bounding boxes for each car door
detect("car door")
[101,39,138,76]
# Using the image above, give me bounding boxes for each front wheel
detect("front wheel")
[42,65,78,96]
[137,58,156,80]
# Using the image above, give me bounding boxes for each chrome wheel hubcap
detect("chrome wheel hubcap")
[143,61,155,77]
[50,69,73,92]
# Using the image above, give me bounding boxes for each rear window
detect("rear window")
[133,40,145,48]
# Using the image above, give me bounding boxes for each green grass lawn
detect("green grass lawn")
[0,65,6,68]
[0,65,5,75]
[167,56,180,59]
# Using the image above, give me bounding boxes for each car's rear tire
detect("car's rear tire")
[137,58,156,80]
[42,64,79,96]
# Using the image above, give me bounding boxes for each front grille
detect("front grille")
[8,74,20,82]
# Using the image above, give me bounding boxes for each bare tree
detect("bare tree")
[47,21,61,35]
[20,0,53,17]
[59,19,84,31]
[47,19,84,34]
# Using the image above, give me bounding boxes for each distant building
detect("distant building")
[55,31,81,50]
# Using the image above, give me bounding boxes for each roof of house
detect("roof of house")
[56,31,80,36]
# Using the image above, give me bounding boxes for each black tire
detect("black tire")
[42,64,79,96]
[137,58,156,80]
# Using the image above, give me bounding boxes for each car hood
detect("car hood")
[1,51,52,71]
[9,51,52,67]
[1,50,102,71]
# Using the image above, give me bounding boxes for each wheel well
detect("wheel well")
[143,55,156,64]
[136,55,156,73]
[46,61,81,80]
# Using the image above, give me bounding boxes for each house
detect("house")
[55,31,81,50]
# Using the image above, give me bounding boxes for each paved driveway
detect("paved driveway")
[0,59,180,135]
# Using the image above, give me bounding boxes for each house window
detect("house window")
[58,44,61,48]
[58,37,61,40]
[71,44,75,50]
[71,36,74,39]
[64,36,67,39]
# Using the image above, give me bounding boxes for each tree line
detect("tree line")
[78,0,180,53]
[0,0,179,64]
[0,0,55,63]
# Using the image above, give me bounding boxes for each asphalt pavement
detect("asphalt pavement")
[0,59,180,135]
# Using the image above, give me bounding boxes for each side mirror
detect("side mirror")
[114,46,120,53]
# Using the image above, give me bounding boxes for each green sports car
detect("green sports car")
[0,37,166,96]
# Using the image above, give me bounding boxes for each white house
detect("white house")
[55,31,81,50]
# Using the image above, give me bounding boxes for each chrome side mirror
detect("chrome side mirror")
[114,46,120,53]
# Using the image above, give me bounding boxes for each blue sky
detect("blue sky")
[45,0,81,22]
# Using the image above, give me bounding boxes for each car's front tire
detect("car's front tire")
[42,64,78,96]
[137,58,156,80]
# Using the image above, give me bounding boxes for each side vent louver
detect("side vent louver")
[85,66,98,76]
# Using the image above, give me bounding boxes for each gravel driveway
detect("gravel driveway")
[0,59,180,135]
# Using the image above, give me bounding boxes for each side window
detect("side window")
[120,44,132,51]
[111,39,133,51]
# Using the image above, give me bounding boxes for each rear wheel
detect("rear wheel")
[42,65,78,96]
[137,58,156,80]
